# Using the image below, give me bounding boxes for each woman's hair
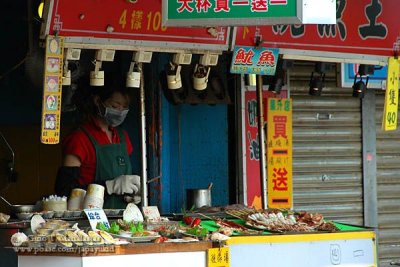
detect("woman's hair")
[73,72,130,121]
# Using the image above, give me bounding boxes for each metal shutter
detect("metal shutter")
[289,61,363,225]
[375,92,400,266]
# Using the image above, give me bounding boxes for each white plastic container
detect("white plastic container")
[83,196,104,209]
[67,188,86,211]
[86,184,105,199]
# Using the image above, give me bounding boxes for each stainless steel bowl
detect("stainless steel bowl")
[16,212,34,221]
[10,205,36,215]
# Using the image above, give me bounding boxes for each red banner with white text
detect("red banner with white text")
[245,90,287,208]
[234,0,400,58]
[42,0,229,51]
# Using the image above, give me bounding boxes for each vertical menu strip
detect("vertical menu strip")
[267,98,293,209]
[41,35,64,144]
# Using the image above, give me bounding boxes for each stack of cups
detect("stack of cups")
[67,188,86,211]
[83,184,105,209]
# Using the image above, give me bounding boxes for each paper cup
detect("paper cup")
[83,196,104,209]
[68,188,86,211]
[86,184,105,199]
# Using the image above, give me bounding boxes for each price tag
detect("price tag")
[142,206,161,222]
[208,247,230,267]
[84,208,109,231]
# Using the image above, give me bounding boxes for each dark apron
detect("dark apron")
[81,127,132,209]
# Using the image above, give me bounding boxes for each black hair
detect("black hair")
[73,72,130,122]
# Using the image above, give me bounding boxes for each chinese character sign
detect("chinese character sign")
[172,0,291,15]
[382,56,399,131]
[230,46,279,75]
[245,91,287,209]
[43,0,229,51]
[164,0,297,26]
[41,35,64,144]
[235,0,398,58]
[208,247,230,267]
[267,98,292,209]
[84,208,110,231]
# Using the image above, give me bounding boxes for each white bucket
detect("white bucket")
[86,184,105,199]
[83,196,104,209]
[67,188,86,211]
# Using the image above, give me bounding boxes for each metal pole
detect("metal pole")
[256,75,268,209]
[139,62,148,207]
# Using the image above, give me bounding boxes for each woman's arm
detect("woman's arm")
[63,154,82,167]
[54,154,83,196]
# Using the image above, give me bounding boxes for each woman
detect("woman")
[55,77,140,208]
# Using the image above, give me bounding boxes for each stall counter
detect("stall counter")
[17,242,213,267]
[14,219,377,267]
[227,231,376,267]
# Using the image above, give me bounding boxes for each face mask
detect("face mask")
[103,107,129,127]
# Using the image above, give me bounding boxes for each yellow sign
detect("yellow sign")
[267,98,293,209]
[208,247,229,267]
[382,57,400,131]
[41,35,64,144]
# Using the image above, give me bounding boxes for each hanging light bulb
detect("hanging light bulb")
[352,78,368,98]
[352,64,373,98]
[308,72,325,96]
[193,64,210,91]
[38,1,44,18]
[166,62,182,90]
[126,62,141,88]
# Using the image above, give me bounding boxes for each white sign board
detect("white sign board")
[229,237,376,267]
[84,208,109,231]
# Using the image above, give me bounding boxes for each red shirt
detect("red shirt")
[62,119,133,186]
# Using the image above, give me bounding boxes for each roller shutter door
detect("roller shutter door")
[375,92,400,266]
[289,61,363,225]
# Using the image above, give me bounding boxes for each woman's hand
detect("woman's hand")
[105,175,140,195]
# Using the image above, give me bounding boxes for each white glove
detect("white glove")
[124,194,141,204]
[105,175,141,195]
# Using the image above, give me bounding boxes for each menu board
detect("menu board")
[41,35,64,144]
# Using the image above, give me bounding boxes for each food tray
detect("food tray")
[225,209,339,233]
[110,233,160,243]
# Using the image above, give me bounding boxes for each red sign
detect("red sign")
[245,90,287,208]
[42,0,229,51]
[234,0,400,58]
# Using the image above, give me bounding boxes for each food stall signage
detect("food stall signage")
[230,46,279,75]
[41,35,64,145]
[84,208,110,231]
[41,0,229,51]
[382,57,399,131]
[233,0,400,61]
[244,90,287,208]
[267,98,292,209]
[142,206,161,221]
[208,247,230,267]
[162,0,336,26]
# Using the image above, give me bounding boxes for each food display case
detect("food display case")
[14,222,377,267]
[10,209,377,267]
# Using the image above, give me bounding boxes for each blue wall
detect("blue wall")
[161,95,229,213]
